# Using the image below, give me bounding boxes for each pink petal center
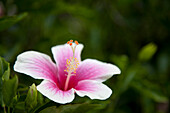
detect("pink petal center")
[52,42,82,91]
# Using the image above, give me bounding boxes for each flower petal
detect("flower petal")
[75,80,112,100]
[37,80,75,104]
[14,51,58,83]
[73,59,121,83]
[51,43,84,88]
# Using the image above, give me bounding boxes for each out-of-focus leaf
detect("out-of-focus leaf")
[2,75,18,106]
[37,92,44,105]
[141,96,154,113]
[0,56,10,80]
[39,106,57,113]
[0,56,10,106]
[0,13,27,31]
[12,95,18,106]
[40,103,102,113]
[15,102,25,110]
[116,63,139,95]
[111,55,129,70]
[157,53,169,74]
[138,43,157,61]
[119,70,136,94]
[25,83,37,113]
[55,1,96,19]
[131,80,168,102]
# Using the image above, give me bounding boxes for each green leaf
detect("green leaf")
[0,56,10,80]
[39,106,57,113]
[111,55,129,71]
[141,96,155,113]
[39,103,102,113]
[25,83,38,113]
[119,70,136,94]
[0,13,27,31]
[15,102,25,110]
[138,43,157,61]
[116,64,139,95]
[0,56,10,106]
[131,80,168,102]
[2,75,18,106]
[37,92,44,105]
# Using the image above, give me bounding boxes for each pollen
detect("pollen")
[67,40,79,46]
[67,41,70,44]
[75,40,79,45]
[67,40,73,46]
[69,43,72,46]
[64,57,79,74]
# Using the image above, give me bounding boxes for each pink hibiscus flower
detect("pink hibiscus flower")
[14,40,121,104]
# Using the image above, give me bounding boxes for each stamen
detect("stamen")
[64,57,79,74]
[67,41,70,44]
[70,40,73,42]
[69,43,72,46]
[64,40,79,91]
[75,40,79,45]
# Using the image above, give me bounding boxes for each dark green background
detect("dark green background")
[0,0,169,113]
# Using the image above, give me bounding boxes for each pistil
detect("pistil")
[64,40,79,91]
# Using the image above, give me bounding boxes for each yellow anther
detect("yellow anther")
[65,56,79,75]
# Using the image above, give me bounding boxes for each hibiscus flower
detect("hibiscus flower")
[14,40,121,104]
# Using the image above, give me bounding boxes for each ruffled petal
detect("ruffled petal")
[72,59,120,83]
[51,43,83,89]
[14,51,58,83]
[75,80,112,100]
[37,80,75,104]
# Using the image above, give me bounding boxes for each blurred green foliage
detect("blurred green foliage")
[25,83,38,113]
[0,57,18,112]
[0,0,169,113]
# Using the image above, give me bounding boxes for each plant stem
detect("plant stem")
[8,107,10,113]
[4,106,6,113]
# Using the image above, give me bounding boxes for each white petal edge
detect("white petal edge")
[76,59,121,82]
[14,51,58,83]
[51,43,84,64]
[37,80,75,104]
[75,80,112,100]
